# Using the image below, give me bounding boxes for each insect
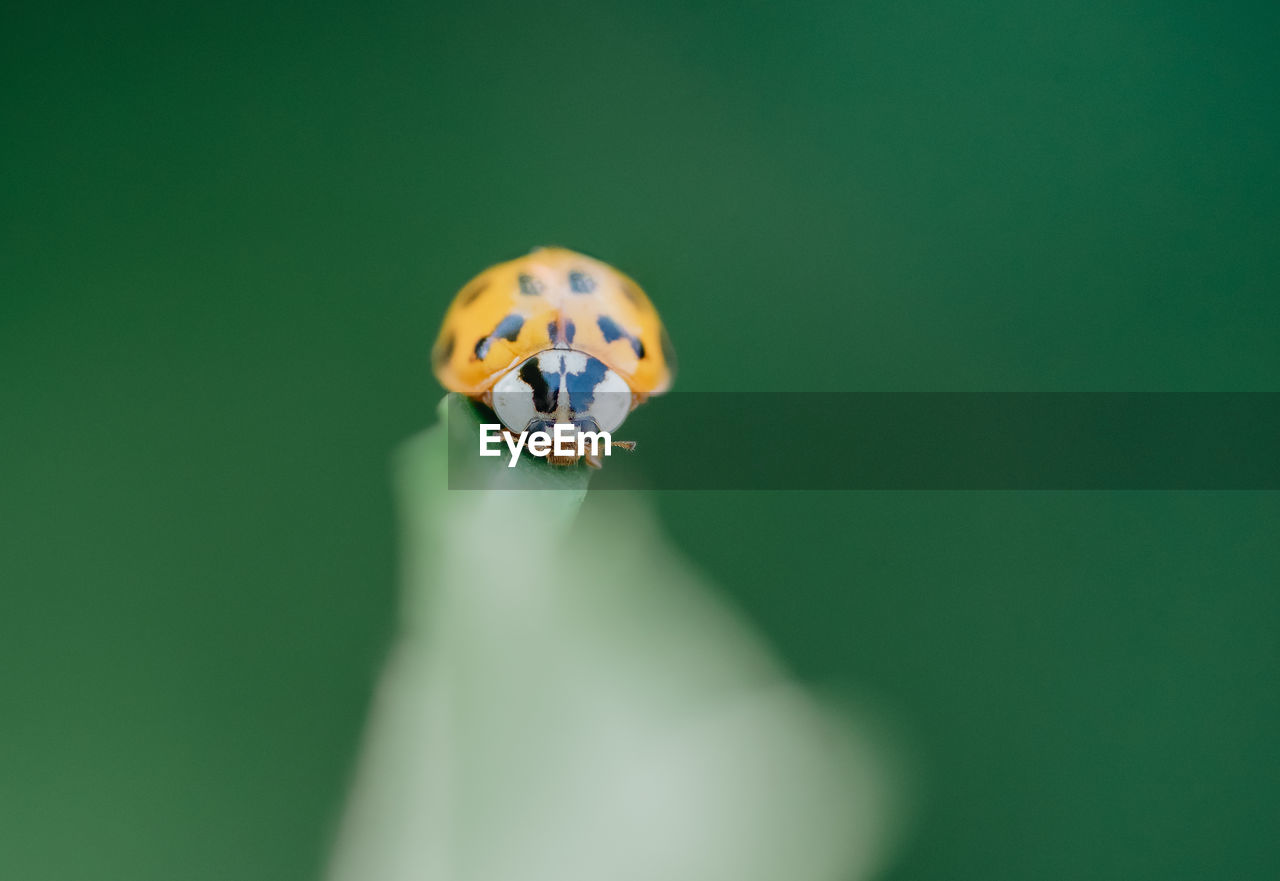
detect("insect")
[432,247,675,467]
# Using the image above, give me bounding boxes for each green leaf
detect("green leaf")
[327,398,905,881]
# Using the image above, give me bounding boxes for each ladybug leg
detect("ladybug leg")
[584,441,634,469]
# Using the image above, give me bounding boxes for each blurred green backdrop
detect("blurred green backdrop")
[3,1,1278,879]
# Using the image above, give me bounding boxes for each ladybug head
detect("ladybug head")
[490,350,632,439]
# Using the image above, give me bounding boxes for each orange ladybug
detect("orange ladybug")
[432,248,675,466]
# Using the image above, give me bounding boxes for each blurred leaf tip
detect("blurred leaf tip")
[326,396,908,881]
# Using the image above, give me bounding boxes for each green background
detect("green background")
[3,1,1278,879]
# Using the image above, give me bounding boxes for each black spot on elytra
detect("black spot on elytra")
[567,356,610,414]
[433,331,454,366]
[597,315,645,358]
[620,281,643,305]
[518,273,543,296]
[473,314,524,359]
[520,358,558,413]
[569,271,596,293]
[547,319,578,347]
[659,326,677,371]
[460,281,489,306]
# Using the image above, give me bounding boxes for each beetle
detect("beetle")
[432,247,675,467]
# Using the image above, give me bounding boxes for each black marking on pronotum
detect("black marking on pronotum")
[569,270,596,293]
[434,331,454,366]
[520,358,558,413]
[619,281,643,305]
[566,356,610,414]
[473,314,525,359]
[597,315,645,358]
[518,273,543,296]
[460,281,489,306]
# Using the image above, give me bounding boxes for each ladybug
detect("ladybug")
[432,247,676,467]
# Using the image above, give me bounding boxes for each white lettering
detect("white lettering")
[482,424,616,465]
[479,424,503,457]
[577,430,611,458]
[503,429,527,468]
[527,431,552,457]
[553,422,577,457]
